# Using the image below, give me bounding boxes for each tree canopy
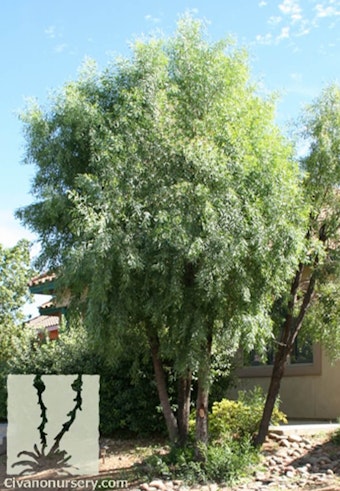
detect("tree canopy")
[255,83,340,446]
[0,240,32,327]
[0,240,32,363]
[17,16,306,449]
[299,84,340,357]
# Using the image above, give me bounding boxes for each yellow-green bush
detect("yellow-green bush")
[209,386,287,440]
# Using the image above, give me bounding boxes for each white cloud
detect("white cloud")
[279,0,303,22]
[144,14,161,23]
[44,26,56,39]
[259,1,267,6]
[255,0,338,48]
[55,43,68,53]
[276,26,291,41]
[268,15,282,25]
[44,24,73,55]
[296,18,312,35]
[255,33,273,45]
[314,2,340,18]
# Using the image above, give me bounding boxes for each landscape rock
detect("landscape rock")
[279,439,290,447]
[287,433,303,443]
[149,480,168,490]
[133,430,340,491]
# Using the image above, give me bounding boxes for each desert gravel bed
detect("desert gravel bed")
[1,431,340,490]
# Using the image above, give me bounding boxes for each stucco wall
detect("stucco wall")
[229,349,340,420]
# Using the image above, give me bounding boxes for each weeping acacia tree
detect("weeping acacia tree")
[255,84,340,446]
[17,16,305,454]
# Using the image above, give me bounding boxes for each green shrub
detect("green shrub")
[98,359,166,437]
[331,426,340,445]
[142,437,259,485]
[142,453,172,480]
[2,324,166,437]
[204,437,259,483]
[209,386,287,440]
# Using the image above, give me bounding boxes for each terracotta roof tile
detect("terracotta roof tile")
[28,272,56,287]
[27,315,60,329]
[39,300,55,310]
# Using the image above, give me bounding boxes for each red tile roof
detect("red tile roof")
[27,315,60,330]
[28,272,56,287]
[39,300,55,310]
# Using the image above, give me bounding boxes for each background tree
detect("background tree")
[0,240,32,358]
[17,16,306,453]
[255,83,340,446]
[0,239,33,419]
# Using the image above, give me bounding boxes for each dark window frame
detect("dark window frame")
[238,343,322,378]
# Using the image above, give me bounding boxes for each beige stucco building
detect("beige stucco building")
[230,344,340,420]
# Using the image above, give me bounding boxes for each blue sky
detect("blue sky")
[1,0,339,250]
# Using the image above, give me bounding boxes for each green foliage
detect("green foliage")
[16,15,307,443]
[0,240,33,420]
[4,324,166,436]
[0,240,33,327]
[16,15,305,363]
[209,387,287,440]
[98,359,167,437]
[142,437,259,485]
[253,84,340,446]
[331,426,340,446]
[295,84,340,360]
[203,438,259,484]
[300,84,340,206]
[0,240,33,361]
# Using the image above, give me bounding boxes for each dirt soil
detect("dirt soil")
[1,434,340,490]
[0,437,165,490]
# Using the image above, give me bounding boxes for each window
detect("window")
[238,338,321,378]
[290,336,314,364]
[244,336,314,367]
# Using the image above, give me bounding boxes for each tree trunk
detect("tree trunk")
[254,263,317,447]
[254,264,303,447]
[149,335,179,443]
[177,370,192,447]
[195,330,212,461]
[254,344,289,446]
[195,376,210,460]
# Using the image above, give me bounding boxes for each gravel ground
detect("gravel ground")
[1,432,340,490]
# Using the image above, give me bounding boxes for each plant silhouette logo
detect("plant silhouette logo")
[7,375,99,476]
